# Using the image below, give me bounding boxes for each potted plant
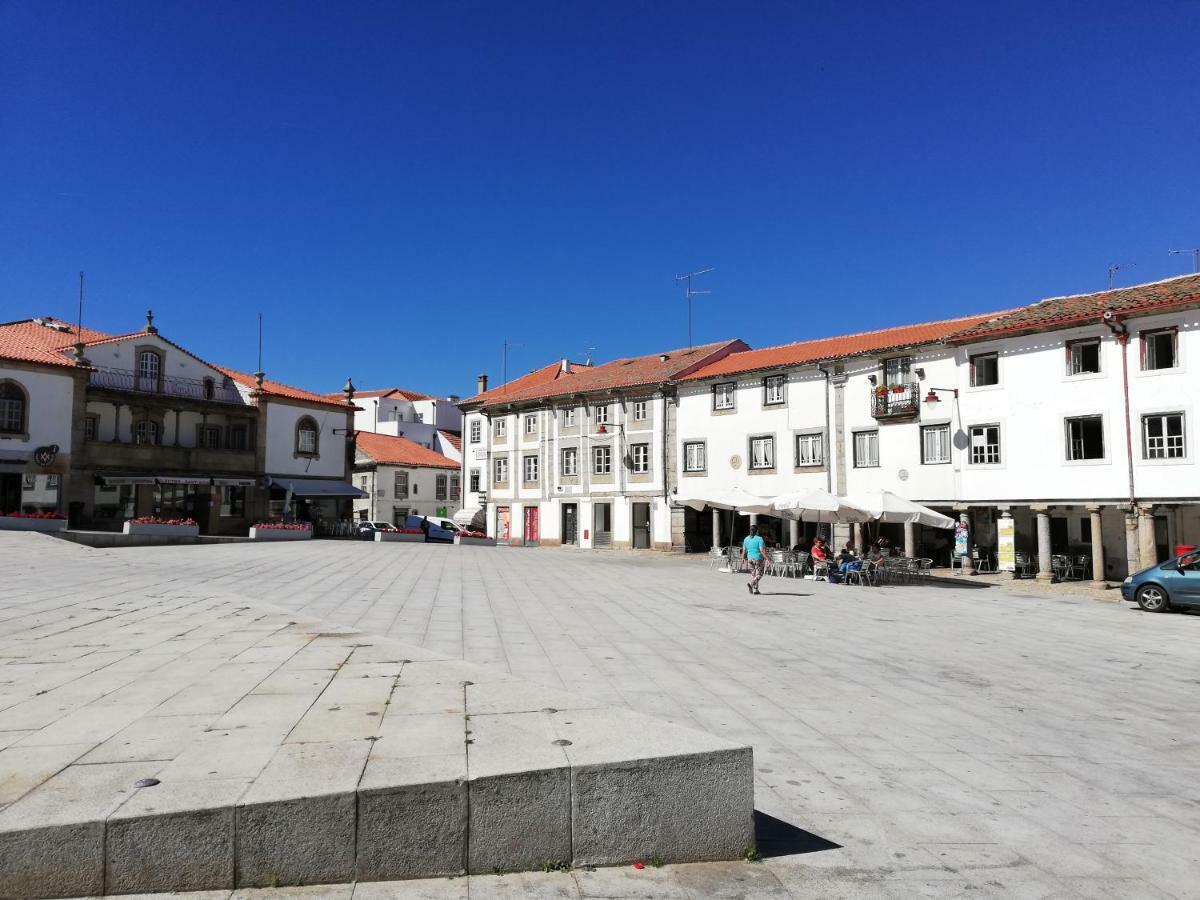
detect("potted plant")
[249,521,312,541]
[890,383,906,394]
[0,510,68,533]
[375,527,426,543]
[455,530,497,547]
[123,516,200,537]
[874,385,888,397]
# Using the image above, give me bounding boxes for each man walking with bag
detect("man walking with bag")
[743,524,767,595]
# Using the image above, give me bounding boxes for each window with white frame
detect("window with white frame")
[450,474,460,499]
[136,349,161,388]
[633,400,648,421]
[683,441,706,472]
[359,475,369,491]
[394,471,409,497]
[795,432,823,466]
[296,417,318,455]
[469,469,480,493]
[594,404,609,425]
[493,457,508,483]
[414,412,424,423]
[524,415,536,434]
[1143,412,1185,459]
[630,443,649,474]
[198,425,221,449]
[561,447,578,476]
[969,352,999,387]
[563,408,576,427]
[712,382,735,410]
[0,381,27,435]
[749,436,774,470]
[921,424,951,464]
[469,419,481,443]
[593,445,612,475]
[493,418,507,439]
[969,424,1001,464]
[523,455,538,482]
[764,375,785,405]
[1142,328,1177,371]
[853,430,879,468]
[1065,416,1104,460]
[134,420,160,446]
[1067,339,1101,375]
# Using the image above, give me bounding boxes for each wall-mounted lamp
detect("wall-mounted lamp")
[923,387,959,404]
[867,374,877,386]
[914,367,926,380]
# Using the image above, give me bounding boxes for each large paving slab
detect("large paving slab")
[0,534,752,898]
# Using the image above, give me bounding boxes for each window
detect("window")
[921,424,951,464]
[0,381,27,435]
[764,375,785,405]
[83,416,98,441]
[683,441,706,472]
[1067,339,1101,375]
[594,405,610,425]
[713,382,735,410]
[630,443,649,474]
[360,475,369,491]
[220,486,245,517]
[22,474,33,489]
[228,424,249,450]
[633,400,648,421]
[1143,413,1185,459]
[853,431,879,468]
[414,412,424,423]
[593,446,612,475]
[523,455,538,482]
[436,474,447,500]
[394,472,409,498]
[136,350,162,389]
[296,417,318,455]
[749,436,774,470]
[564,408,576,427]
[561,447,578,476]
[969,424,1001,464]
[1065,416,1104,460]
[134,420,160,445]
[494,458,508,483]
[969,353,999,387]
[469,469,480,493]
[524,415,537,434]
[202,377,215,401]
[449,474,460,500]
[470,420,481,443]
[198,425,221,449]
[884,356,912,387]
[494,418,507,439]
[1142,329,1177,371]
[46,474,59,489]
[1080,517,1092,543]
[795,433,824,467]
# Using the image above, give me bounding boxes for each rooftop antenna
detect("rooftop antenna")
[76,272,84,335]
[675,267,713,349]
[502,340,523,390]
[1169,248,1200,273]
[254,312,265,387]
[1107,262,1133,290]
[581,344,596,366]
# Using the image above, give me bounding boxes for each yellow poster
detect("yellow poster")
[998,517,1016,571]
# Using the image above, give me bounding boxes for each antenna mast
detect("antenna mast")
[502,340,523,389]
[76,272,84,335]
[1169,248,1200,273]
[675,267,714,349]
[1107,263,1133,290]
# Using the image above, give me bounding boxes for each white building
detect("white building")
[342,387,462,460]
[352,431,462,525]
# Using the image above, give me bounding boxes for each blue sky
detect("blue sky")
[2,1,1197,398]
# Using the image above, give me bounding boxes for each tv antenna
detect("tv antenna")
[502,340,523,389]
[580,344,596,366]
[1169,248,1200,273]
[675,267,713,349]
[1107,262,1133,289]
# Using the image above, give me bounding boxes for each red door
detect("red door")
[524,506,539,545]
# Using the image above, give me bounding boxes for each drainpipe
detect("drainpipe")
[1102,312,1137,510]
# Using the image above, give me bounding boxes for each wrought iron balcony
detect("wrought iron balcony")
[871,383,920,420]
[89,367,246,406]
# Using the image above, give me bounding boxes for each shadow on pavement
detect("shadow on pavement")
[753,810,842,858]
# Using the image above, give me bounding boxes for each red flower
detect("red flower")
[2,511,66,519]
[130,516,197,526]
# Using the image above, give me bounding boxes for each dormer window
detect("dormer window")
[136,349,162,391]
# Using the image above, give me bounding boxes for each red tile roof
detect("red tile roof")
[0,318,111,368]
[354,431,460,469]
[326,387,434,402]
[465,341,748,409]
[948,273,1200,343]
[464,360,578,408]
[437,430,462,452]
[214,366,352,410]
[682,314,1005,381]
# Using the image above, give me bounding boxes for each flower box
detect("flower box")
[455,535,496,547]
[250,526,312,541]
[0,514,68,533]
[375,531,425,543]
[123,521,200,537]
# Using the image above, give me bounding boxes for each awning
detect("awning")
[0,451,30,466]
[156,476,213,486]
[213,477,258,487]
[269,477,367,498]
[97,475,157,486]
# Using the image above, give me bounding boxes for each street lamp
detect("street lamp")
[923,387,959,404]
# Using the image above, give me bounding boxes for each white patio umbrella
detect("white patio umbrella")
[675,486,774,572]
[841,489,955,529]
[769,489,872,523]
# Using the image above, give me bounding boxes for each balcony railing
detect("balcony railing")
[871,383,921,419]
[89,367,246,406]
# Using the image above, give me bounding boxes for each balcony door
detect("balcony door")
[883,356,911,386]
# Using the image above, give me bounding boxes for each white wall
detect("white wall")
[353,463,461,521]
[264,401,350,478]
[0,365,75,450]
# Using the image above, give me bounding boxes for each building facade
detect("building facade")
[352,431,462,524]
[342,388,463,460]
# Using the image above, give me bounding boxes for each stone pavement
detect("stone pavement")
[5,535,1200,898]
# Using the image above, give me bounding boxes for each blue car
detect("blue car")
[1122,550,1200,612]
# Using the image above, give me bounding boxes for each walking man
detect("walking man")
[743,524,767,595]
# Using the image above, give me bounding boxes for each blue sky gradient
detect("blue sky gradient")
[2,1,1197,397]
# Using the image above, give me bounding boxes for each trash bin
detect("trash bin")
[1175,544,1197,558]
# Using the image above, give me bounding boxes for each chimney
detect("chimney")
[560,358,571,374]
[477,373,489,395]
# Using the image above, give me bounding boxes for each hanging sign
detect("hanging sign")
[953,519,969,558]
[33,445,59,467]
[997,515,1016,572]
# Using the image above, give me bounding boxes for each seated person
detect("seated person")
[836,543,857,564]
[865,543,884,562]
[811,536,840,581]
[837,542,861,579]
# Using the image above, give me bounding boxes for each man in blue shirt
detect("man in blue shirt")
[743,524,767,595]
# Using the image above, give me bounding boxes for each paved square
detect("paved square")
[2,534,1199,898]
